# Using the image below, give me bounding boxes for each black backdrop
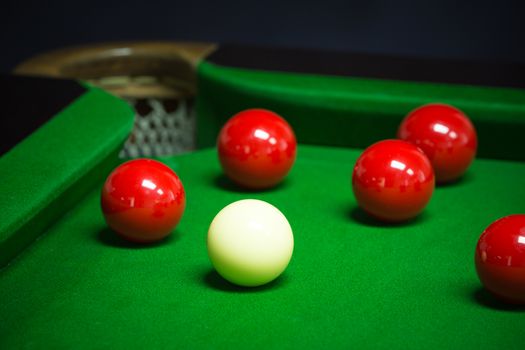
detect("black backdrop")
[1,0,524,72]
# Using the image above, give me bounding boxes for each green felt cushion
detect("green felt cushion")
[0,84,134,267]
[1,146,524,348]
[196,61,525,161]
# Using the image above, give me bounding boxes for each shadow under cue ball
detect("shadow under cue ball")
[217,108,297,189]
[207,199,294,287]
[101,159,186,243]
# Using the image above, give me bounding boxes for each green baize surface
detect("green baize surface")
[1,145,524,349]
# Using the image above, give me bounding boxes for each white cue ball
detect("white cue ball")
[207,199,294,287]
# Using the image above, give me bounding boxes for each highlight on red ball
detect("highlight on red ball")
[217,108,297,189]
[475,214,525,304]
[352,139,435,222]
[397,103,477,184]
[101,159,186,243]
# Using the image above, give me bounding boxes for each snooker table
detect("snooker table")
[2,44,525,349]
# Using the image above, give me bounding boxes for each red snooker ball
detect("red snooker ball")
[217,109,297,189]
[397,103,477,183]
[352,139,435,222]
[475,214,525,304]
[101,159,186,243]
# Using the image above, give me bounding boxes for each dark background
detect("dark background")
[1,0,524,72]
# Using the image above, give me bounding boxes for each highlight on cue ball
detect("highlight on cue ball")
[101,158,186,243]
[207,199,294,287]
[217,108,297,189]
